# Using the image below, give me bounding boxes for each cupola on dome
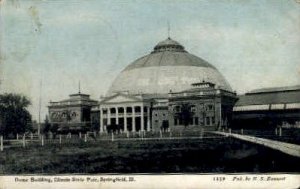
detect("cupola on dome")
[152,37,186,53]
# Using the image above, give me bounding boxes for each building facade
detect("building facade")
[150,95,169,131]
[96,82,237,133]
[96,93,152,132]
[95,37,237,133]
[232,85,300,128]
[48,92,98,132]
[168,82,237,131]
[48,38,300,132]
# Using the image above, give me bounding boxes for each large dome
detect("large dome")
[107,38,232,95]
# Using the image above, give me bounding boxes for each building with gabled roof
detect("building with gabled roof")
[233,85,300,128]
[97,92,153,132]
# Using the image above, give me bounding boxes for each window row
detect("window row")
[51,111,77,119]
[174,116,215,126]
[173,104,215,112]
[102,106,148,114]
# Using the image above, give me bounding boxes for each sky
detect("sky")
[0,0,299,121]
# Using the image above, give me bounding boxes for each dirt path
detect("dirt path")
[212,131,300,157]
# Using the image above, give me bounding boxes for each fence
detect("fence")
[222,127,300,145]
[0,130,224,152]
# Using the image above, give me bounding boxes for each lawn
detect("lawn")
[0,136,299,174]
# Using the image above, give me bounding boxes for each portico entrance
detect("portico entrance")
[99,93,151,133]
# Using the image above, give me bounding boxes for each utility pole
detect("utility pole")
[38,80,42,137]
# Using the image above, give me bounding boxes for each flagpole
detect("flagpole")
[167,21,170,38]
[38,80,42,136]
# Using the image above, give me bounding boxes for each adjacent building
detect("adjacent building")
[232,85,300,128]
[48,92,98,132]
[169,81,237,131]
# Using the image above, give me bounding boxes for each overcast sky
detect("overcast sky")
[0,0,300,121]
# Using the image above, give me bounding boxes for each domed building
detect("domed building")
[95,38,237,133]
[107,37,232,95]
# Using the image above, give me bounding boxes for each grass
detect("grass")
[0,135,299,174]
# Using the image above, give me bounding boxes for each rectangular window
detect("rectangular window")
[174,118,178,125]
[103,118,107,125]
[205,104,214,111]
[174,106,180,112]
[199,104,204,111]
[126,107,132,113]
[134,106,141,113]
[194,117,198,125]
[189,118,193,125]
[179,119,183,125]
[110,108,116,114]
[190,105,196,112]
[206,117,210,126]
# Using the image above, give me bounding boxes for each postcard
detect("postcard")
[0,0,299,188]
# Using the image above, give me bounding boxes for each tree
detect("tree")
[91,119,100,132]
[0,93,32,137]
[174,103,195,127]
[50,124,59,138]
[43,115,51,134]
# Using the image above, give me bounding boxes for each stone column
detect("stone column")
[116,107,119,125]
[100,108,104,133]
[132,106,136,132]
[141,105,144,131]
[107,107,111,125]
[147,106,151,131]
[124,107,127,132]
[219,102,222,127]
[0,135,3,152]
